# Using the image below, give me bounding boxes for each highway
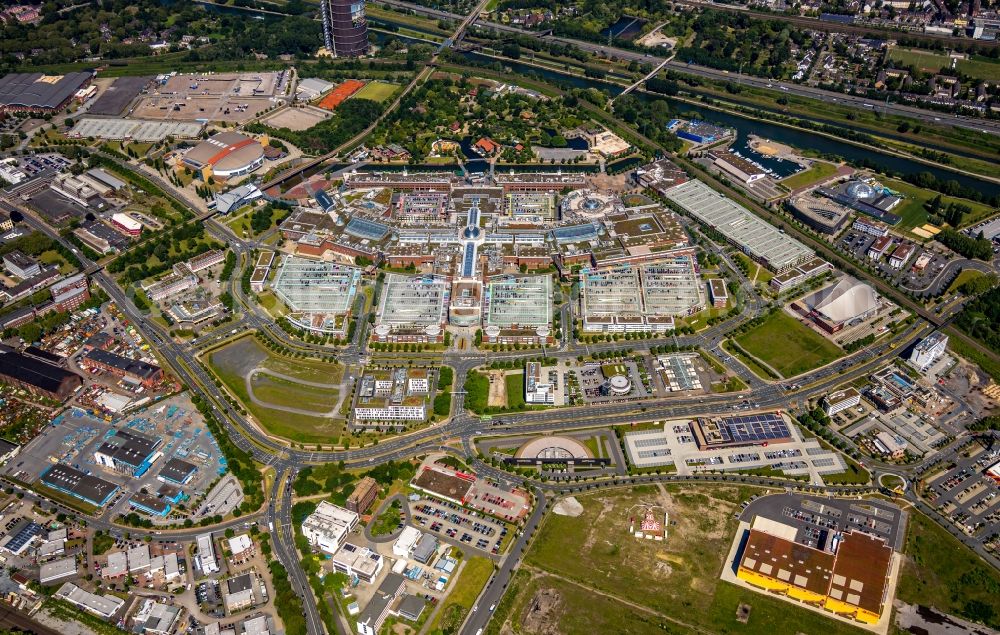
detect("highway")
[377,0,1000,139]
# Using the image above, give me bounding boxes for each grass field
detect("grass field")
[881,177,996,232]
[889,47,1000,82]
[734,311,843,378]
[888,47,951,73]
[498,485,868,635]
[898,511,1000,630]
[353,81,398,103]
[779,161,839,190]
[428,556,494,634]
[947,269,986,294]
[250,373,339,413]
[205,336,345,443]
[505,372,526,409]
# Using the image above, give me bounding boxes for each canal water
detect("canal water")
[458,51,1000,197]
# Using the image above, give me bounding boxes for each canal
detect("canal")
[458,51,1000,198]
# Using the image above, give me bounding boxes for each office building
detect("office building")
[3,250,40,279]
[321,0,369,57]
[111,213,142,237]
[332,541,384,583]
[346,476,379,514]
[823,388,861,416]
[50,274,90,311]
[357,573,405,635]
[302,501,359,554]
[910,332,948,372]
[197,533,219,574]
[524,362,555,405]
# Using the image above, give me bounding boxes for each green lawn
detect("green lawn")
[779,161,839,190]
[888,47,950,73]
[370,500,401,536]
[734,310,843,378]
[898,511,1000,630]
[706,582,868,634]
[505,372,526,409]
[428,557,494,633]
[947,269,986,294]
[250,373,339,413]
[880,177,996,232]
[352,81,398,103]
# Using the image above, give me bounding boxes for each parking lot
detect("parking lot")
[740,492,905,552]
[922,443,1000,540]
[838,231,954,297]
[411,498,509,556]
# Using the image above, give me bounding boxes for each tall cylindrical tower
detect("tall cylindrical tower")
[321,0,370,57]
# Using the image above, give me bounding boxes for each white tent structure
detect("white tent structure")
[812,278,878,324]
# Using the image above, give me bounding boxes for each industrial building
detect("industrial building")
[321,0,370,57]
[181,131,266,180]
[909,332,948,371]
[736,516,893,625]
[82,348,162,387]
[0,346,83,401]
[302,501,360,554]
[817,180,902,225]
[39,464,119,507]
[0,72,93,113]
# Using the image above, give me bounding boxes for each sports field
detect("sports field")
[888,47,1000,82]
[353,81,398,103]
[488,485,868,635]
[734,310,842,378]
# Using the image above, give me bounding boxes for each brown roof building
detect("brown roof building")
[346,476,380,515]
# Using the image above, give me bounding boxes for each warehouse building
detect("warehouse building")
[40,464,119,507]
[55,583,124,619]
[665,180,812,273]
[94,429,161,477]
[0,72,93,113]
[0,346,82,401]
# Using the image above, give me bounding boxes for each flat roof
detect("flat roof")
[40,463,118,506]
[666,180,812,271]
[84,348,160,380]
[159,457,197,484]
[484,275,551,328]
[0,72,92,109]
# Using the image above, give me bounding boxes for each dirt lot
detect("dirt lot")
[487,370,508,407]
[261,106,330,131]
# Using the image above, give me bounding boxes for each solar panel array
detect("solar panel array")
[721,412,790,444]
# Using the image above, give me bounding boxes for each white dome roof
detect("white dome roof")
[813,278,878,324]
